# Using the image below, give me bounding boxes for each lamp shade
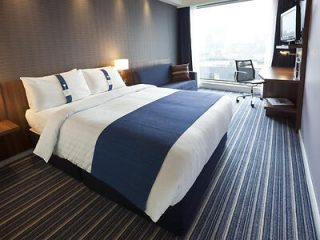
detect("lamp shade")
[114,59,129,71]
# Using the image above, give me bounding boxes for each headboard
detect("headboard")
[0,0,178,160]
[0,80,31,160]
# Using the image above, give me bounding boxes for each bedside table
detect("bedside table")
[0,120,20,137]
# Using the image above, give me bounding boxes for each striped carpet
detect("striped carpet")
[0,91,318,240]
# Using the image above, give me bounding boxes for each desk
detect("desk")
[259,67,300,126]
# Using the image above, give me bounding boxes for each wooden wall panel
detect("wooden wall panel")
[0,81,31,160]
[1,81,29,130]
[0,87,7,120]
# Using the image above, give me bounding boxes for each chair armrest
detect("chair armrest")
[189,71,198,80]
[235,70,248,75]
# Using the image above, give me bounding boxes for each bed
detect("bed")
[22,68,233,235]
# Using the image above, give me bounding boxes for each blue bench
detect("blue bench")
[134,64,198,90]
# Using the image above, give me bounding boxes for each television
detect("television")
[280,5,301,43]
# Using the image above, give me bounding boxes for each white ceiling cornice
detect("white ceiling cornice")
[159,0,221,8]
[158,0,183,6]
[180,0,221,7]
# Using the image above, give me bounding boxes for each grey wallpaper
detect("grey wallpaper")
[0,0,177,80]
[301,0,320,219]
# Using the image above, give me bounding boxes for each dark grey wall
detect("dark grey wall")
[301,0,320,218]
[0,0,177,80]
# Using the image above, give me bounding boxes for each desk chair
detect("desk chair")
[234,60,264,108]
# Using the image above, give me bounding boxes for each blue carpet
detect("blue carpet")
[0,89,317,240]
[186,90,318,240]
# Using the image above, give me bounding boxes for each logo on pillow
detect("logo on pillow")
[56,74,72,103]
[100,69,113,91]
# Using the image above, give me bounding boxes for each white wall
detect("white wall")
[301,0,320,217]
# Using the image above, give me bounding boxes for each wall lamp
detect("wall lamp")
[114,59,129,84]
[114,59,129,71]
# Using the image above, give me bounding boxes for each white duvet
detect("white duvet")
[33,84,233,222]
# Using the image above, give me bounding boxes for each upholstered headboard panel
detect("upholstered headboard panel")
[0,0,177,81]
[0,0,177,160]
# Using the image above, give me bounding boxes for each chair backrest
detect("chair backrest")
[235,60,255,82]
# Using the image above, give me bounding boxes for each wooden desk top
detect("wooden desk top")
[259,67,296,81]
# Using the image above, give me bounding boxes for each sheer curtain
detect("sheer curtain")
[264,0,279,67]
[190,5,200,78]
[190,0,279,88]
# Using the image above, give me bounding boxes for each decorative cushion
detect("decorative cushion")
[21,69,91,112]
[171,64,190,82]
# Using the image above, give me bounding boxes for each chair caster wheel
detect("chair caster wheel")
[236,99,239,103]
[251,104,254,108]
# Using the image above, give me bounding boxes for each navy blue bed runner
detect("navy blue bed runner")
[92,91,222,210]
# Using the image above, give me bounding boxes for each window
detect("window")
[191,0,275,83]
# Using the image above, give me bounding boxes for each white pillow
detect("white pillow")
[21,69,91,112]
[81,67,126,94]
[103,67,126,90]
[80,68,109,94]
[21,74,66,112]
[63,70,91,100]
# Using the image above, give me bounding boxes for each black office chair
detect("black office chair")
[234,60,264,108]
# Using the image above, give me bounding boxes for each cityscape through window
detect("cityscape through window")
[192,0,273,82]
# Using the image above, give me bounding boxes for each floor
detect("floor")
[0,91,318,240]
